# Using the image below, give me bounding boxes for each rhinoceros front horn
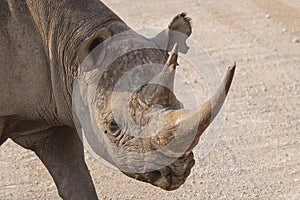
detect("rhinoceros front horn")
[125,57,235,159]
[147,62,236,157]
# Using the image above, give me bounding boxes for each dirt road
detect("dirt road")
[1,0,300,199]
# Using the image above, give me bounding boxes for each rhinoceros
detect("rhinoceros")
[0,0,236,199]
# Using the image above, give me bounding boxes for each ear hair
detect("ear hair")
[150,13,192,54]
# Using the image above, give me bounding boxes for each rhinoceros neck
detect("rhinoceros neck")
[24,0,124,126]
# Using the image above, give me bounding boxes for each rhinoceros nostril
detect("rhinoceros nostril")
[153,170,170,189]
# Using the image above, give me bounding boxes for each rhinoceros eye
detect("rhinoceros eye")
[109,120,119,133]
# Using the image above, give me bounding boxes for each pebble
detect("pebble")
[282,28,287,32]
[289,171,296,175]
[265,13,271,19]
[293,38,299,43]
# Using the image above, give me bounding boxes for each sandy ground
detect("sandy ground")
[1,0,300,199]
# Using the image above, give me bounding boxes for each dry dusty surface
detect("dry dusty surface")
[1,0,300,199]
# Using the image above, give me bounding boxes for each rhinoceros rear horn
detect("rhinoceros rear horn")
[166,43,179,68]
[128,43,180,120]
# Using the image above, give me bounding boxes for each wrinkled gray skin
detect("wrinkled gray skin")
[0,0,235,199]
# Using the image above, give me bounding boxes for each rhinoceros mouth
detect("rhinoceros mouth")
[123,152,195,191]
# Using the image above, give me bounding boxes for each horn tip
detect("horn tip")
[229,62,236,70]
[172,43,179,53]
[227,62,236,76]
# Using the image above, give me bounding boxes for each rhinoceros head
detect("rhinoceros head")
[74,13,235,190]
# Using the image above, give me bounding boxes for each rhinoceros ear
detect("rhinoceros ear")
[78,28,111,65]
[150,13,192,54]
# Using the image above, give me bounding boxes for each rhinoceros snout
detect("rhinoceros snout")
[124,152,195,190]
[154,152,195,190]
